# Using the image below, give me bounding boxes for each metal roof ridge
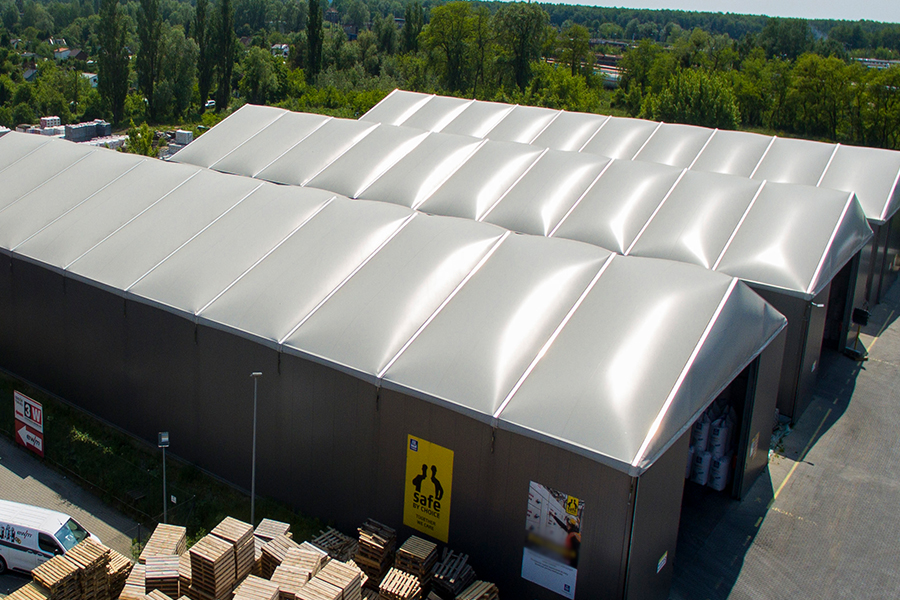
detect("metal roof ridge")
[526,109,563,144]
[630,121,663,160]
[815,143,841,188]
[547,158,615,237]
[250,115,333,178]
[477,147,549,222]
[687,128,718,170]
[805,191,859,297]
[624,168,688,255]
[0,150,96,220]
[409,138,490,211]
[576,114,612,152]
[749,136,777,179]
[208,108,289,171]
[711,180,767,271]
[298,121,380,186]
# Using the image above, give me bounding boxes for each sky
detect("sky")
[567,0,900,24]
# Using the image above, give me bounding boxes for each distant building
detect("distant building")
[68,48,88,61]
[54,47,71,61]
[82,72,98,88]
[854,57,900,70]
[271,44,289,58]
[23,68,37,83]
[325,7,339,22]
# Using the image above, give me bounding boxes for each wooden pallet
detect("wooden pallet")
[211,517,256,581]
[430,549,474,600]
[119,563,146,600]
[260,534,302,579]
[295,578,342,600]
[32,554,80,600]
[147,590,175,600]
[316,560,363,600]
[254,519,291,543]
[454,581,497,600]
[355,520,395,588]
[65,538,111,600]
[311,528,358,563]
[178,553,192,594]
[6,583,50,600]
[188,534,236,600]
[146,554,181,597]
[378,568,421,600]
[270,563,309,600]
[109,547,135,599]
[140,525,188,564]
[281,548,325,579]
[232,574,280,600]
[394,537,437,585]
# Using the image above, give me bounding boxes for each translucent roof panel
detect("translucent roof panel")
[0,133,50,170]
[210,111,331,177]
[357,133,484,208]
[633,123,715,168]
[0,150,145,251]
[529,111,608,152]
[305,125,429,198]
[170,104,284,168]
[751,137,836,186]
[67,169,263,293]
[483,105,560,144]
[688,129,772,177]
[819,144,900,223]
[0,141,93,212]
[282,214,506,380]
[416,141,545,219]
[498,257,786,474]
[128,185,337,316]
[580,117,659,160]
[440,100,515,138]
[359,89,433,125]
[715,183,864,297]
[482,150,611,236]
[381,234,613,419]
[627,171,763,269]
[254,119,378,186]
[197,198,413,345]
[14,159,200,270]
[402,95,473,132]
[551,160,684,253]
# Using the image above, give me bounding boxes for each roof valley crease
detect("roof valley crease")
[0,130,787,476]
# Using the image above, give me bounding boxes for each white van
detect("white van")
[0,499,99,573]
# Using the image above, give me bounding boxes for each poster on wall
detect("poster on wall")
[403,435,454,543]
[521,481,584,599]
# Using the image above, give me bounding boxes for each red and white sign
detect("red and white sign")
[14,392,43,457]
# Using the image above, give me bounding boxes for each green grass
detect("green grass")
[0,372,323,550]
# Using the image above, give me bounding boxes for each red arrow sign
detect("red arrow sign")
[16,423,44,457]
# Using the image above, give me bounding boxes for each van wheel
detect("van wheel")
[0,556,7,574]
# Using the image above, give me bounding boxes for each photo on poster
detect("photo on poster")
[403,435,454,543]
[522,481,583,599]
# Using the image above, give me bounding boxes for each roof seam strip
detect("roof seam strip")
[125,182,266,292]
[576,115,612,153]
[482,104,517,138]
[410,138,490,211]
[352,131,431,199]
[631,121,663,160]
[63,169,202,272]
[805,192,856,297]
[688,129,718,170]
[277,213,417,345]
[548,158,615,237]
[712,180,767,271]
[478,147,549,222]
[209,110,288,171]
[526,110,563,145]
[194,195,336,317]
[299,122,379,186]
[631,277,739,468]
[625,168,688,255]
[0,138,52,178]
[881,166,900,223]
[816,143,841,188]
[0,150,96,220]
[11,159,146,253]
[251,115,333,178]
[376,230,511,381]
[749,136,777,179]
[491,252,616,425]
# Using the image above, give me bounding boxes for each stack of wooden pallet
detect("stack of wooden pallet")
[394,537,437,587]
[140,525,187,564]
[254,519,291,543]
[269,562,307,600]
[361,590,379,600]
[454,582,497,600]
[6,583,50,600]
[66,538,111,600]
[147,591,174,600]
[315,560,363,600]
[311,528,357,562]
[108,547,135,598]
[211,517,256,581]
[354,521,395,588]
[146,555,181,597]
[260,534,302,579]
[119,563,146,600]
[295,578,342,600]
[232,575,281,600]
[177,554,191,595]
[378,568,421,600]
[282,547,325,580]
[32,555,80,600]
[430,550,474,600]
[188,533,236,600]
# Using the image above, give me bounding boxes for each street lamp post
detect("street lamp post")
[250,372,262,527]
[158,432,170,524]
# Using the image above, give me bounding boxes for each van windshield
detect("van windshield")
[54,519,88,551]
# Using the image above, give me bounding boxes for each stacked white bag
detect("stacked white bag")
[687,398,738,491]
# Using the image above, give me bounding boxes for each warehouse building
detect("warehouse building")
[171,103,873,423]
[0,132,790,599]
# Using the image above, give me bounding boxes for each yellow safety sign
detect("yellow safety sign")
[403,435,454,543]
[565,496,580,516]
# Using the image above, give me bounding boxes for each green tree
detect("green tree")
[790,52,850,140]
[97,0,128,124]
[126,119,157,156]
[373,13,397,55]
[758,17,811,60]
[560,23,590,76]
[643,68,740,129]
[215,0,236,111]
[137,0,163,120]
[306,0,323,80]
[239,45,279,103]
[421,1,472,92]
[154,26,198,121]
[402,1,423,54]
[493,2,549,90]
[194,0,216,108]
[469,4,493,98]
